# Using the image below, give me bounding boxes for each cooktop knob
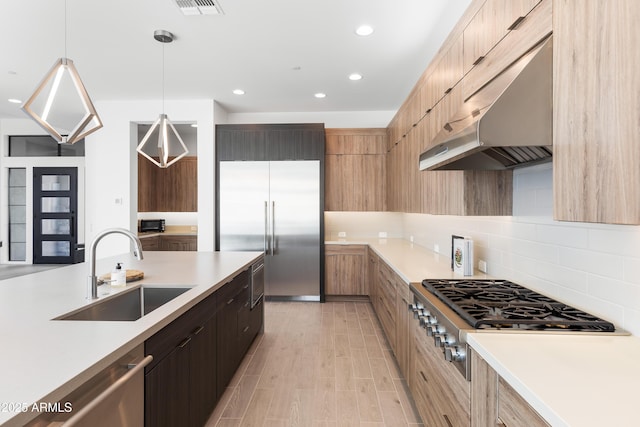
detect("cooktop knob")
[426,324,442,336]
[444,345,466,363]
[434,333,448,347]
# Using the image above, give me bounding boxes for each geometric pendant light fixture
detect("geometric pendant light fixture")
[136,30,189,168]
[21,1,102,144]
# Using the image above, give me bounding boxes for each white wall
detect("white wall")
[86,99,215,257]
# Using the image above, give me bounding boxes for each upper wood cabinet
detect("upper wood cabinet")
[325,128,387,211]
[553,0,640,224]
[138,156,197,212]
[463,0,551,100]
[463,0,542,75]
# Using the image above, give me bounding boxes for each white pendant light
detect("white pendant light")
[21,0,102,144]
[136,30,189,168]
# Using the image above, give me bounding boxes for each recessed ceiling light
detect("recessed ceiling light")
[233,89,245,95]
[355,25,374,36]
[8,98,22,104]
[314,93,326,99]
[349,73,363,81]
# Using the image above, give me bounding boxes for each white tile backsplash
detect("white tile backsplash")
[327,163,640,336]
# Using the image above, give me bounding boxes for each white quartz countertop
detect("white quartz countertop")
[468,332,640,427]
[0,251,261,427]
[327,238,489,284]
[328,238,639,426]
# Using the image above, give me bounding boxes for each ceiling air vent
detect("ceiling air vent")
[174,0,224,15]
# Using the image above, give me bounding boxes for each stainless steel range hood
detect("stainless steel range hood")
[419,36,552,171]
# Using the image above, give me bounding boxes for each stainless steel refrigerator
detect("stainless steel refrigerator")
[218,161,321,301]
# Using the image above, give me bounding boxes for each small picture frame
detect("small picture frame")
[451,234,463,271]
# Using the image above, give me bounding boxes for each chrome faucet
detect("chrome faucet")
[87,228,144,300]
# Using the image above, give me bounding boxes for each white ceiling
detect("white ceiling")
[0,0,471,121]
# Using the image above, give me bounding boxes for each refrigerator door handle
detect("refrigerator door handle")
[264,201,269,254]
[271,201,276,256]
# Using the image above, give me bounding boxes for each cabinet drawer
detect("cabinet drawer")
[145,291,215,372]
[376,295,396,348]
[214,269,250,312]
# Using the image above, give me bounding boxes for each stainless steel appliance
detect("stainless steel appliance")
[410,278,618,381]
[139,219,165,233]
[218,161,321,301]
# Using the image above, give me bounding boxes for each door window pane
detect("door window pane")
[42,219,71,235]
[41,197,70,213]
[41,175,71,191]
[42,241,70,257]
[8,168,27,261]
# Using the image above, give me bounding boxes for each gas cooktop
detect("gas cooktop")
[421,279,615,332]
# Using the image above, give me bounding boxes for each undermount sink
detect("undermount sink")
[55,285,193,321]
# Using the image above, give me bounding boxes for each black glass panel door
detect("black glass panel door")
[33,167,78,264]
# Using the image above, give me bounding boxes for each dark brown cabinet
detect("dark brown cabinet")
[216,123,325,162]
[160,235,197,251]
[138,156,198,212]
[140,235,197,252]
[144,268,261,427]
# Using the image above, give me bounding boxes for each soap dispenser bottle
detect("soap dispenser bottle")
[111,263,126,287]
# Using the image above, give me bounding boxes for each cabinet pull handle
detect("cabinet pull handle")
[508,16,526,30]
[192,326,204,335]
[242,326,250,333]
[444,87,452,95]
[473,55,485,66]
[243,284,249,290]
[227,298,234,305]
[178,337,192,348]
[244,301,249,308]
[419,370,428,383]
[63,355,153,427]
[443,414,454,427]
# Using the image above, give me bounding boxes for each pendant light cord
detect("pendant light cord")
[162,42,165,114]
[64,0,68,58]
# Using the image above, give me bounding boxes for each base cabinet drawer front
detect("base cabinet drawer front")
[140,236,161,251]
[498,378,549,427]
[411,320,471,427]
[376,294,397,349]
[141,235,197,251]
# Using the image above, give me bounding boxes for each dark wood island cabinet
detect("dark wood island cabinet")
[144,267,262,427]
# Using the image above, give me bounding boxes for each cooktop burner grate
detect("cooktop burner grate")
[422,279,615,332]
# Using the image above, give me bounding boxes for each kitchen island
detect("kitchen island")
[0,250,262,427]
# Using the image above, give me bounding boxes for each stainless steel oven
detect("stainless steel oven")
[250,258,264,308]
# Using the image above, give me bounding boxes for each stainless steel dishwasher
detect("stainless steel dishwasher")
[25,345,152,427]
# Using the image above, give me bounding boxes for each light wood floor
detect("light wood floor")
[206,300,423,427]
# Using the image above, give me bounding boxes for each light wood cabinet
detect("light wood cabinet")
[471,350,549,427]
[138,156,197,213]
[325,129,387,211]
[463,0,542,76]
[395,283,413,382]
[368,250,379,310]
[411,319,471,427]
[553,0,640,224]
[376,259,398,350]
[463,0,551,101]
[324,244,368,295]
